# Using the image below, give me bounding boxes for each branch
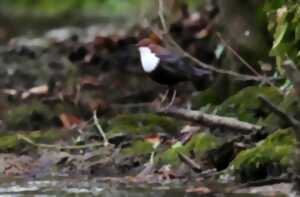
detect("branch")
[234,176,290,189]
[158,107,262,132]
[216,32,261,77]
[178,152,202,172]
[216,32,278,89]
[259,96,300,128]
[158,0,169,34]
[93,110,109,147]
[156,0,273,82]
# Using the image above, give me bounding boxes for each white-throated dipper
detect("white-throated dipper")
[137,38,212,107]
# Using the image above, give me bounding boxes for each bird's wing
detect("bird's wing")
[157,53,208,78]
[156,52,187,71]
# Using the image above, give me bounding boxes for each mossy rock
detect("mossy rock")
[217,86,283,123]
[158,132,221,165]
[5,101,56,130]
[107,113,182,137]
[229,128,296,181]
[0,130,64,152]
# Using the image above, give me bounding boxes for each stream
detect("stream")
[0,176,283,197]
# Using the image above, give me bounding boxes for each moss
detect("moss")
[0,135,19,151]
[29,130,63,143]
[217,86,283,123]
[229,128,296,180]
[5,101,55,130]
[159,143,185,165]
[191,88,222,109]
[159,132,221,165]
[0,130,64,152]
[107,113,182,136]
[185,132,221,157]
[121,140,154,156]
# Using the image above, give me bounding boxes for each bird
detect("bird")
[137,38,212,108]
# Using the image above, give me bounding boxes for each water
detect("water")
[0,176,277,197]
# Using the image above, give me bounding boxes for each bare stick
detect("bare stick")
[259,96,300,128]
[156,0,272,82]
[216,33,279,90]
[259,95,300,140]
[17,134,104,150]
[93,110,109,146]
[158,107,262,132]
[158,0,168,34]
[216,32,261,77]
[178,152,202,172]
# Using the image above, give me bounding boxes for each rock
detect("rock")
[217,86,283,123]
[228,128,295,182]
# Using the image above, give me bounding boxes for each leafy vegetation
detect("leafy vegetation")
[265,0,300,71]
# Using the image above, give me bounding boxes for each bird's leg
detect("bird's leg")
[164,89,177,109]
[159,89,169,104]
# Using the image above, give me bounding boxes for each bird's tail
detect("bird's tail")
[190,67,213,90]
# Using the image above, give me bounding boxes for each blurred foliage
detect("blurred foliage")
[0,0,202,17]
[0,0,143,16]
[265,0,300,71]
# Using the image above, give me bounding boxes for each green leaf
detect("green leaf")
[272,22,288,50]
[292,6,300,23]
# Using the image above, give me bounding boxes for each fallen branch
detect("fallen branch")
[235,175,290,189]
[157,107,262,132]
[17,134,104,150]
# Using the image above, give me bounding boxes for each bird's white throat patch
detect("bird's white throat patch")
[138,47,160,73]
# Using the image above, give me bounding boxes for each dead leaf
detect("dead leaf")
[145,134,161,148]
[186,186,211,193]
[158,165,179,180]
[59,113,82,129]
[80,76,100,87]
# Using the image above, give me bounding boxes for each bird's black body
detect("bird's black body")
[137,38,212,90]
[148,61,187,86]
[148,53,211,89]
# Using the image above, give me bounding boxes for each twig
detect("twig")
[156,0,272,82]
[235,176,290,189]
[158,107,262,132]
[17,134,104,150]
[111,102,152,110]
[183,48,264,81]
[93,110,109,147]
[158,0,168,34]
[178,152,202,172]
[259,96,300,128]
[216,32,261,77]
[216,32,279,90]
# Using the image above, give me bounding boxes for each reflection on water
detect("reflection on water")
[0,176,276,197]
